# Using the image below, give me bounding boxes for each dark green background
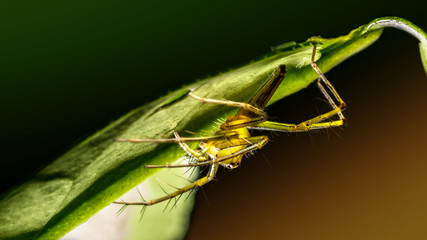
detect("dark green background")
[1,0,426,239]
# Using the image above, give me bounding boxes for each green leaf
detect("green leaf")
[0,17,425,240]
[61,162,198,240]
[360,17,427,73]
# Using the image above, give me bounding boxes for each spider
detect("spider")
[113,45,346,207]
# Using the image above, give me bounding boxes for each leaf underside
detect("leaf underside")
[0,17,425,240]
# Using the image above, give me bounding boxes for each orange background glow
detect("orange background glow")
[187,35,427,239]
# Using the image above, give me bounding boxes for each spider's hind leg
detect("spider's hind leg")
[113,163,219,206]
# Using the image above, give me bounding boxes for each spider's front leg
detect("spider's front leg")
[249,45,346,132]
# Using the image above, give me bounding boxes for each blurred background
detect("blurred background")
[1,0,426,239]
